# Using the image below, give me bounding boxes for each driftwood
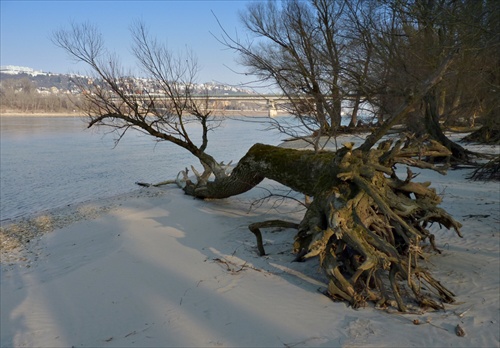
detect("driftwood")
[182,135,463,312]
[248,220,300,256]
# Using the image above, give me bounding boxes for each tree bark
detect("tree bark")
[183,144,337,199]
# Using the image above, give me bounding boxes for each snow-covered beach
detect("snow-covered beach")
[1,133,499,347]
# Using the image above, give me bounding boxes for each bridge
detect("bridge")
[127,94,295,117]
[192,94,290,117]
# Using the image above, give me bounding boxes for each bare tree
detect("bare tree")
[341,0,380,127]
[53,21,227,182]
[458,0,500,144]
[362,0,498,160]
[216,0,351,139]
[0,77,79,113]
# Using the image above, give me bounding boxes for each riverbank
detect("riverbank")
[1,135,499,347]
[0,110,277,118]
[0,111,85,117]
[1,174,499,347]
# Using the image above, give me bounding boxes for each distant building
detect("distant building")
[0,65,46,76]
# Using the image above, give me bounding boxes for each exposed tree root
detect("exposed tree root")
[467,156,500,181]
[182,136,463,312]
[462,126,500,145]
[136,180,177,187]
[248,220,300,256]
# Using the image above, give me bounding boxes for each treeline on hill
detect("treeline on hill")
[0,77,82,114]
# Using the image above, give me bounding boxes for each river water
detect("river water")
[0,116,286,222]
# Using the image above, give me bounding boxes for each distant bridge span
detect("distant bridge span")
[140,93,288,101]
[125,94,299,117]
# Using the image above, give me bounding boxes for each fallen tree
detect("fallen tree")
[180,136,462,311]
[54,20,464,313]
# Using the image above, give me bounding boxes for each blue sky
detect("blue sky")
[0,0,257,86]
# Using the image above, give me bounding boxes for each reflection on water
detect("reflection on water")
[0,116,283,222]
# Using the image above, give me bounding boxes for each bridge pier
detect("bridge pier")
[268,100,278,118]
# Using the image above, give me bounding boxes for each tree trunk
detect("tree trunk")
[359,47,458,152]
[349,94,361,128]
[184,144,336,199]
[423,90,471,161]
[182,139,462,311]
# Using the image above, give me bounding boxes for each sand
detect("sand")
[1,136,499,347]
